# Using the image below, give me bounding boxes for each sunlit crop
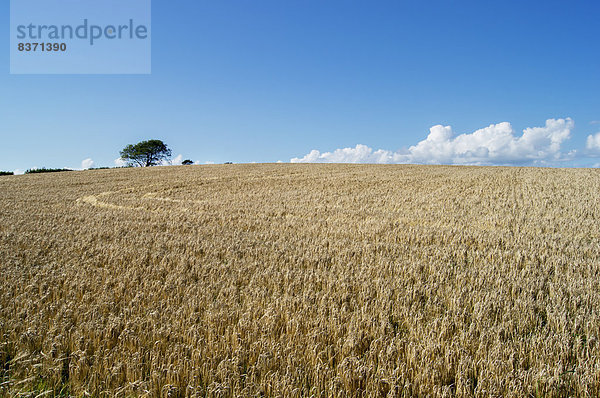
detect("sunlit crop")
[1,164,599,397]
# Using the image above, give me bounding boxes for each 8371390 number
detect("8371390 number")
[17,43,67,52]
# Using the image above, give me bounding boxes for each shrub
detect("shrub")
[25,168,73,174]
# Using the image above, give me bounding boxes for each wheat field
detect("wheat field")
[1,164,600,397]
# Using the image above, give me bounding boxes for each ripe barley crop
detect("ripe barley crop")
[1,164,600,397]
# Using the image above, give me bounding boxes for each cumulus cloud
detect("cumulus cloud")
[169,154,183,166]
[114,157,128,167]
[190,160,220,165]
[14,169,25,175]
[157,154,186,166]
[291,118,575,166]
[586,133,600,154]
[292,145,405,164]
[81,158,94,170]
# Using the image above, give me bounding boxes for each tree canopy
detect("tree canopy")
[119,140,172,167]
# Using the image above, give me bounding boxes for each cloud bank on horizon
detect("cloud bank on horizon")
[291,118,578,166]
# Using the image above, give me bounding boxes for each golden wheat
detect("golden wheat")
[1,164,600,397]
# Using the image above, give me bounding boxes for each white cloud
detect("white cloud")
[586,133,600,153]
[14,169,24,175]
[191,160,216,165]
[170,154,183,166]
[157,154,184,166]
[292,145,405,164]
[291,118,575,166]
[81,158,94,170]
[114,157,127,167]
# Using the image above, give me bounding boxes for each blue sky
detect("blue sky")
[2,0,600,171]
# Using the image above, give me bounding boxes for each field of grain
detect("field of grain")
[1,164,600,397]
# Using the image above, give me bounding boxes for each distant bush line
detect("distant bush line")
[4,164,223,176]
[25,168,73,174]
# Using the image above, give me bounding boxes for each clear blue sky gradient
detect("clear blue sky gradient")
[2,0,600,170]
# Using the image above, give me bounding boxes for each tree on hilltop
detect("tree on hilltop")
[119,140,172,167]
